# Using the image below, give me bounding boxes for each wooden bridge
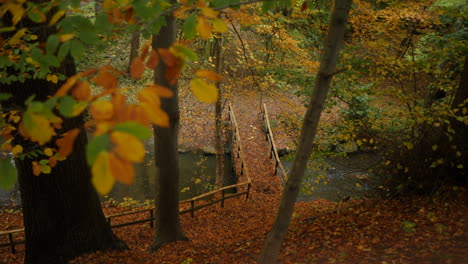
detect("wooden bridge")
[0,103,285,254]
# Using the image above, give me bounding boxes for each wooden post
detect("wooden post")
[8,233,15,254]
[190,200,195,217]
[149,209,154,228]
[221,190,225,208]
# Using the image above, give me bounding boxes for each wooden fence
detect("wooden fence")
[262,103,287,185]
[0,104,251,254]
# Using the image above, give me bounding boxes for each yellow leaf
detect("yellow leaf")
[91,151,115,195]
[41,164,51,174]
[49,10,65,25]
[46,74,58,84]
[196,17,212,39]
[191,78,218,103]
[44,148,54,157]
[7,28,27,46]
[12,145,23,156]
[138,87,161,107]
[7,3,25,26]
[196,69,223,81]
[55,74,80,97]
[59,34,75,42]
[109,153,135,184]
[141,103,169,127]
[24,113,56,145]
[110,131,145,163]
[72,102,88,117]
[90,101,114,121]
[355,183,362,188]
[212,18,228,33]
[130,56,145,79]
[200,7,218,18]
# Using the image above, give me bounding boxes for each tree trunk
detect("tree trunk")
[128,31,141,75]
[214,36,224,188]
[0,10,127,263]
[1,59,127,264]
[95,0,103,17]
[257,1,352,263]
[150,7,188,251]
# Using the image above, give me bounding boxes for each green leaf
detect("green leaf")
[113,122,152,140]
[58,41,71,60]
[46,35,60,55]
[39,159,49,165]
[176,46,198,61]
[70,40,85,60]
[95,14,113,34]
[86,133,110,165]
[183,12,197,40]
[262,0,276,12]
[0,158,17,190]
[58,95,76,117]
[0,93,12,101]
[78,31,100,45]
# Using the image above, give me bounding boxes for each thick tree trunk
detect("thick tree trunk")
[150,7,188,251]
[214,36,224,188]
[1,60,127,264]
[0,10,127,263]
[258,1,352,263]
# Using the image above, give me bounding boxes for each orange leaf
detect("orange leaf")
[109,153,135,184]
[158,48,177,67]
[196,69,223,81]
[55,74,80,97]
[32,161,41,176]
[196,17,212,39]
[165,60,182,85]
[148,84,174,98]
[49,156,57,167]
[59,34,75,42]
[110,131,145,163]
[130,56,145,79]
[90,101,114,121]
[140,41,151,58]
[92,70,118,90]
[146,50,159,69]
[56,128,80,159]
[200,7,218,19]
[72,81,91,101]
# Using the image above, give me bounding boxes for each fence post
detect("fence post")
[8,233,15,254]
[221,190,225,208]
[149,209,154,228]
[190,200,195,217]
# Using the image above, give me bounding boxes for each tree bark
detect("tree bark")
[0,9,127,264]
[214,36,225,188]
[257,1,352,263]
[150,6,188,251]
[128,31,141,75]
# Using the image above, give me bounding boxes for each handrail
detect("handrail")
[0,103,252,254]
[262,103,287,186]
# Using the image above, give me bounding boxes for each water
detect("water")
[281,152,383,202]
[0,151,235,207]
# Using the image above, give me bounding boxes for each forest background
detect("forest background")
[0,0,466,263]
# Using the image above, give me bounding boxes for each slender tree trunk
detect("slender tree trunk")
[128,31,141,75]
[258,1,352,263]
[95,0,103,17]
[150,6,188,251]
[214,36,225,187]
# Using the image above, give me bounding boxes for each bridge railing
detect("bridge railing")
[0,103,252,254]
[261,103,287,186]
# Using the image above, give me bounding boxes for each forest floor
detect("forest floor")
[1,89,467,264]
